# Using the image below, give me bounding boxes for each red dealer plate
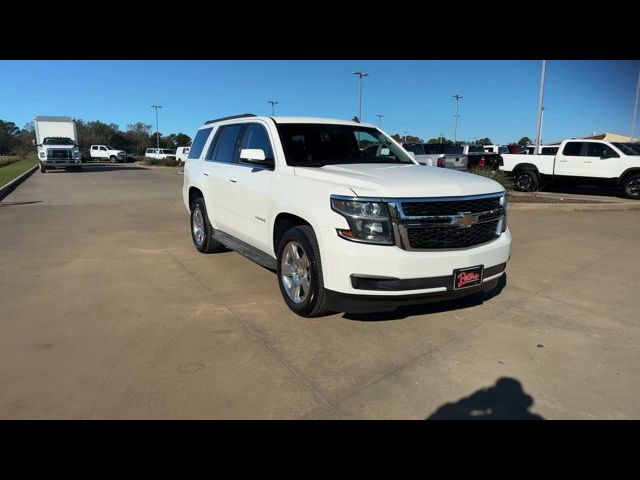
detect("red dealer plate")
[453,265,484,290]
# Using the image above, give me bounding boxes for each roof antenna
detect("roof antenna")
[352,116,360,123]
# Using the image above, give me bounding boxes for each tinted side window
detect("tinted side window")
[212,125,244,163]
[188,127,213,159]
[239,124,274,160]
[541,147,558,155]
[424,144,443,154]
[586,143,617,158]
[562,142,584,156]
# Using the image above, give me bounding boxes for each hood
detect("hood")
[293,163,504,198]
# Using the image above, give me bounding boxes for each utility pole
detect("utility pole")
[151,105,162,149]
[534,60,547,154]
[440,132,444,144]
[404,131,409,142]
[268,100,279,116]
[631,69,640,141]
[376,114,384,128]
[453,94,463,143]
[352,71,369,121]
[540,107,546,145]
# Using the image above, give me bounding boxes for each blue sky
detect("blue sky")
[1,60,638,144]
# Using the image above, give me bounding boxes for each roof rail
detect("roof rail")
[205,113,256,125]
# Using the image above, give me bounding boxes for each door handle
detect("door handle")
[202,171,210,176]
[228,177,238,183]
[559,160,568,162]
[584,161,592,163]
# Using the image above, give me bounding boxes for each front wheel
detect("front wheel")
[277,225,330,317]
[623,173,640,199]
[110,156,118,163]
[40,163,46,173]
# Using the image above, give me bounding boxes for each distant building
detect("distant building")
[548,132,637,145]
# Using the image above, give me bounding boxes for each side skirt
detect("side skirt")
[213,229,277,271]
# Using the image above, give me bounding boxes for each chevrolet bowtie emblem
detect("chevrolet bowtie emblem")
[452,212,479,228]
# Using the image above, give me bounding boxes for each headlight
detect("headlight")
[498,192,507,233]
[330,196,394,245]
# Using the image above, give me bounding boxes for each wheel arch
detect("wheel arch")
[618,168,640,186]
[273,212,312,254]
[188,186,204,210]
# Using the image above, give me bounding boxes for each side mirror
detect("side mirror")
[240,148,273,167]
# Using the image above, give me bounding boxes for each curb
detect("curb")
[509,202,640,212]
[0,164,39,201]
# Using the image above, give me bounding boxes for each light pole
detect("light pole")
[453,94,463,143]
[631,69,640,141]
[440,132,444,144]
[352,71,369,121]
[534,60,547,154]
[376,114,384,128]
[404,131,409,142]
[268,100,279,116]
[540,107,547,145]
[151,105,162,149]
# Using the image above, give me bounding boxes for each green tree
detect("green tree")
[517,136,531,146]
[172,133,192,147]
[0,120,21,154]
[476,137,492,145]
[426,136,452,144]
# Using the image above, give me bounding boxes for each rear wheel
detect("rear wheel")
[190,197,226,253]
[623,173,640,199]
[277,225,330,317]
[514,169,539,192]
[40,163,46,173]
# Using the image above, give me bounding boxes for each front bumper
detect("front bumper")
[326,275,504,314]
[42,159,82,167]
[316,224,512,296]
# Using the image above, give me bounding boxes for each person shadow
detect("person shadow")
[426,377,544,420]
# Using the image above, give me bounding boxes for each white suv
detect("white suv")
[183,114,511,317]
[145,148,177,160]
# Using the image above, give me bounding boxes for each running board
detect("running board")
[213,229,277,270]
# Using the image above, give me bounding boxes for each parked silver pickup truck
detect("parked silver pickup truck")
[402,143,468,171]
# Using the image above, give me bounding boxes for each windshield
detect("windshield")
[106,146,114,150]
[276,123,414,167]
[43,137,75,145]
[613,142,640,155]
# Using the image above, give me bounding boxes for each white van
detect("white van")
[176,146,190,165]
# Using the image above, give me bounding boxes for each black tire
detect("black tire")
[514,168,539,192]
[276,225,330,318]
[189,196,226,253]
[110,156,117,163]
[622,173,640,199]
[40,163,46,173]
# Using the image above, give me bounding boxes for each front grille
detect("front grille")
[406,220,500,249]
[47,149,72,159]
[401,197,500,217]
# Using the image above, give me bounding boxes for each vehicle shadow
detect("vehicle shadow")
[342,273,507,322]
[539,183,623,198]
[0,200,44,208]
[426,377,544,420]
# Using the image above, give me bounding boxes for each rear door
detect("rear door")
[202,124,245,235]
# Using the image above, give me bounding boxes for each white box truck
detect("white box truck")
[34,116,83,172]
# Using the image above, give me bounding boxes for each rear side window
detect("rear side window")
[188,127,213,159]
[211,125,244,163]
[562,142,584,156]
[540,147,558,155]
[424,144,443,154]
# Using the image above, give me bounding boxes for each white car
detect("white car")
[176,146,190,165]
[183,114,511,317]
[90,144,126,163]
[500,139,640,197]
[145,148,177,160]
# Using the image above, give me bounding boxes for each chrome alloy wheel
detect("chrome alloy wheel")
[192,205,205,247]
[280,241,311,304]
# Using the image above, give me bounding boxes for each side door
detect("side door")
[99,146,108,159]
[201,123,245,236]
[554,141,586,177]
[224,123,276,254]
[582,142,621,179]
[90,145,99,158]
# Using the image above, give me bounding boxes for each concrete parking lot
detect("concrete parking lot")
[1,164,639,419]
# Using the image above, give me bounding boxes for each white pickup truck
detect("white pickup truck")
[90,145,126,163]
[183,114,511,317]
[500,139,640,198]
